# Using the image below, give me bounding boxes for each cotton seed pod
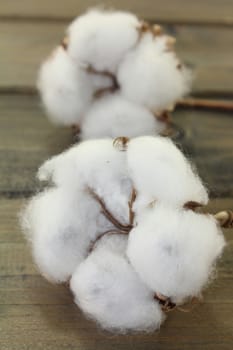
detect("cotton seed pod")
[118,33,191,111]
[127,204,226,304]
[67,9,140,73]
[81,93,165,139]
[71,234,164,332]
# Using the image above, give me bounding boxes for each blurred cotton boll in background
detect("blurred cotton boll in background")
[37,8,191,139]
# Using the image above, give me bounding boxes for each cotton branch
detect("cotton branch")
[178,98,233,112]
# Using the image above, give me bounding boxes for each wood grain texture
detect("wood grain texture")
[0,198,232,350]
[0,0,233,25]
[1,22,233,95]
[0,95,70,195]
[0,95,232,197]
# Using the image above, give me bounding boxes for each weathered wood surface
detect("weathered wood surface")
[1,22,233,95]
[0,95,232,197]
[1,0,233,25]
[0,0,233,348]
[0,197,232,350]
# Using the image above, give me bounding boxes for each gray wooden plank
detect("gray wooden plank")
[0,22,233,95]
[0,95,71,195]
[0,95,232,196]
[0,0,233,25]
[0,195,232,349]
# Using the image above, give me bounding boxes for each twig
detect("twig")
[178,98,233,111]
[88,229,128,254]
[87,188,132,232]
[154,293,176,312]
[85,64,119,96]
[128,188,137,226]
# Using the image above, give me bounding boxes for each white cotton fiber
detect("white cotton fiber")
[127,204,225,303]
[22,187,112,282]
[67,9,140,72]
[71,234,164,332]
[37,47,93,125]
[118,33,191,111]
[38,139,132,225]
[127,136,208,211]
[81,93,165,139]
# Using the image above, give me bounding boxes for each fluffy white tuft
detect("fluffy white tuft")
[81,93,165,139]
[67,9,140,72]
[127,136,208,211]
[37,47,93,125]
[38,139,131,224]
[118,33,191,111]
[22,187,112,282]
[127,204,226,303]
[71,234,164,332]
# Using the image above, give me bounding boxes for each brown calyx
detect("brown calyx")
[61,36,69,50]
[113,137,130,151]
[85,64,119,98]
[154,293,176,312]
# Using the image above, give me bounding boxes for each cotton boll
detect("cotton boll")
[127,136,208,211]
[71,234,164,332]
[37,47,93,126]
[81,93,165,139]
[67,9,140,72]
[127,204,225,304]
[38,139,132,224]
[21,187,112,283]
[118,33,191,111]
[72,139,132,225]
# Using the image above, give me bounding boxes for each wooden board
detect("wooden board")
[0,198,232,350]
[0,95,70,196]
[0,95,232,197]
[1,22,233,95]
[0,0,233,25]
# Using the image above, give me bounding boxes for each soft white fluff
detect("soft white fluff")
[81,93,165,139]
[38,139,131,224]
[67,9,140,72]
[22,187,112,282]
[37,47,93,125]
[127,204,225,303]
[21,136,225,332]
[127,136,208,212]
[71,234,164,332]
[118,33,191,111]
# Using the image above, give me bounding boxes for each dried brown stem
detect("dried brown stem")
[178,98,233,111]
[214,210,233,228]
[85,64,119,97]
[128,188,137,226]
[113,137,130,151]
[87,188,132,232]
[154,293,176,312]
[88,229,128,254]
[184,201,203,211]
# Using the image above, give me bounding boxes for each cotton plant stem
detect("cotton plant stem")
[128,188,137,226]
[88,229,128,254]
[87,188,132,231]
[178,98,233,111]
